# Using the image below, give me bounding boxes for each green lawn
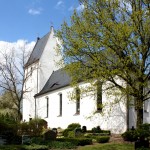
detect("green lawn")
[78,143,134,150]
[0,143,134,150]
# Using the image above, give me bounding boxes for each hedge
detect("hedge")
[57,137,92,146]
[96,136,110,143]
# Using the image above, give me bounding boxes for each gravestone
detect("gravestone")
[22,135,31,144]
[43,130,56,141]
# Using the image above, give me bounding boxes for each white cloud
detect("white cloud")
[76,4,84,12]
[55,0,64,10]
[68,4,84,12]
[28,8,42,15]
[0,40,35,58]
[56,1,63,7]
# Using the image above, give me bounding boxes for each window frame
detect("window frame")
[45,96,49,118]
[76,87,80,114]
[59,93,62,116]
[96,81,103,112]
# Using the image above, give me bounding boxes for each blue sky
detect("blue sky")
[0,0,83,42]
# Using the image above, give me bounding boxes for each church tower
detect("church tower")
[22,26,61,121]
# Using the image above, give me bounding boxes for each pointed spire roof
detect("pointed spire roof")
[25,26,54,67]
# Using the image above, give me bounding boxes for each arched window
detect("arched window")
[96,81,103,112]
[46,97,49,118]
[76,87,80,114]
[59,93,62,116]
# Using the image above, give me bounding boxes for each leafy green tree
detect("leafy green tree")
[0,91,18,120]
[57,0,150,127]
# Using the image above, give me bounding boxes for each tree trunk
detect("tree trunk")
[136,99,143,128]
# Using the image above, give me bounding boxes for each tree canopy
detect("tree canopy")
[57,0,150,127]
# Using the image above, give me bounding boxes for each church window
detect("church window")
[97,81,103,112]
[59,93,62,116]
[30,67,33,75]
[46,97,49,118]
[76,87,80,114]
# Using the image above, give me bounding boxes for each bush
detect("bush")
[92,126,101,133]
[122,124,150,142]
[57,137,92,146]
[77,138,93,146]
[21,144,48,150]
[96,136,110,143]
[31,137,44,145]
[67,123,81,130]
[84,133,94,138]
[18,119,48,136]
[122,130,138,142]
[62,128,72,137]
[63,123,81,137]
[47,141,76,149]
[68,131,75,138]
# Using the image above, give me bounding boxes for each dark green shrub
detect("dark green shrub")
[75,127,83,137]
[28,119,47,136]
[63,123,82,137]
[122,130,138,142]
[96,136,110,143]
[84,133,93,138]
[18,122,29,135]
[77,138,93,146]
[18,119,48,136]
[101,130,111,135]
[92,126,101,133]
[122,124,150,142]
[62,128,72,137]
[68,131,75,138]
[56,137,92,146]
[67,123,81,130]
[21,144,48,150]
[47,141,76,149]
[135,140,149,150]
[136,123,150,140]
[31,137,44,145]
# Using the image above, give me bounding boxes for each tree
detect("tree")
[0,91,18,118]
[57,0,150,127]
[0,43,34,121]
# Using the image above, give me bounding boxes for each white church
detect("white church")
[22,26,150,134]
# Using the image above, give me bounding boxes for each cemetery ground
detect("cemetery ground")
[0,119,149,150]
[0,134,135,150]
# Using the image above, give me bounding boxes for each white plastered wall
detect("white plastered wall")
[23,62,39,121]
[36,82,127,134]
[23,27,62,121]
[38,28,62,92]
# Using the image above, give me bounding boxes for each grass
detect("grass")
[77,143,134,150]
[0,143,134,150]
